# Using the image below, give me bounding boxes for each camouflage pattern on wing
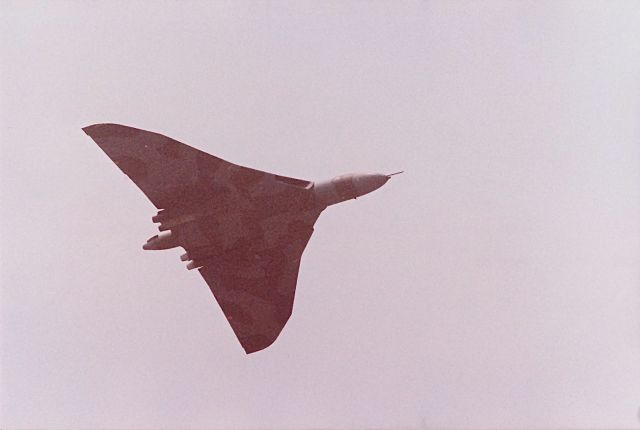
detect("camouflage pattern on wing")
[194,213,317,353]
[83,123,325,353]
[82,123,313,209]
[171,191,322,354]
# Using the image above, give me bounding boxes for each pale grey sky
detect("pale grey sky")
[1,1,639,429]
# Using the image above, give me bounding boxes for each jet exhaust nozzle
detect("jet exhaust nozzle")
[154,212,197,230]
[152,210,168,223]
[186,261,202,270]
[143,231,179,250]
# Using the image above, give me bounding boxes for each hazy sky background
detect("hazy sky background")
[1,1,639,429]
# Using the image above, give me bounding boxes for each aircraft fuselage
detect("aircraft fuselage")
[143,172,392,251]
[313,173,391,206]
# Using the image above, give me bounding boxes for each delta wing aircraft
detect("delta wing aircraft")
[84,124,400,353]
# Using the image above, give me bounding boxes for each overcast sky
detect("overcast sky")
[1,1,639,429]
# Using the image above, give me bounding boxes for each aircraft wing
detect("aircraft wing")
[169,196,322,353]
[83,123,324,353]
[191,214,317,353]
[82,123,314,210]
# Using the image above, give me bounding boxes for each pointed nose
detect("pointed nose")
[353,173,390,197]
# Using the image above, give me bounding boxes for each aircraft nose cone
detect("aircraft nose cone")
[353,173,389,197]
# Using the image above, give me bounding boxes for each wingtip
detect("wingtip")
[82,123,110,136]
[243,344,268,355]
[82,123,143,139]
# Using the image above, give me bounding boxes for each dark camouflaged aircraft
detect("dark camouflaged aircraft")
[84,124,401,354]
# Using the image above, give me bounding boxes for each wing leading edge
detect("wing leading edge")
[83,123,325,353]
